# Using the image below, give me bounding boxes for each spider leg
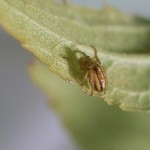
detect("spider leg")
[81,71,88,86]
[90,85,94,96]
[83,71,94,96]
[81,71,94,95]
[74,50,87,57]
[88,70,95,96]
[90,45,101,64]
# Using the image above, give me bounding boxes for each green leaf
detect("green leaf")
[0,0,150,111]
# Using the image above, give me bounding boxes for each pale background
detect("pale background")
[0,0,150,150]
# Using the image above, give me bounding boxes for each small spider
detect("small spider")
[74,46,107,96]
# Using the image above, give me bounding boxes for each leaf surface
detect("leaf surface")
[0,0,150,111]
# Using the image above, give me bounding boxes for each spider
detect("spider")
[74,46,107,96]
